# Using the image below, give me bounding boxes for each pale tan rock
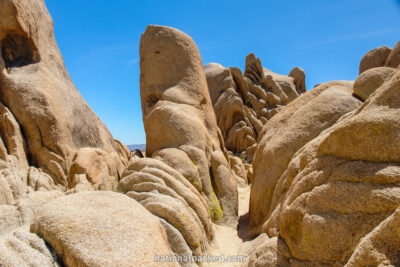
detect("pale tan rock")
[265,92,280,108]
[247,237,290,267]
[154,148,202,191]
[353,67,395,101]
[124,158,214,237]
[244,164,253,184]
[67,148,120,191]
[0,137,8,162]
[346,206,400,266]
[385,40,400,68]
[204,63,254,154]
[0,0,125,187]
[211,151,238,225]
[113,139,131,166]
[139,25,237,229]
[0,230,58,267]
[229,155,248,185]
[318,71,400,163]
[31,191,176,267]
[279,158,400,263]
[17,190,63,226]
[289,67,306,94]
[239,233,269,262]
[159,218,195,267]
[0,191,62,237]
[231,67,250,99]
[245,143,257,162]
[205,57,305,163]
[359,46,392,74]
[140,25,221,158]
[27,167,57,192]
[179,144,215,201]
[119,157,215,257]
[262,75,289,104]
[127,190,207,256]
[204,63,236,104]
[0,190,63,266]
[250,81,361,233]
[0,205,20,235]
[0,102,28,173]
[264,67,303,103]
[0,155,26,205]
[245,53,264,83]
[253,69,400,264]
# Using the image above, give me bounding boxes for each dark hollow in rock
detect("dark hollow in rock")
[1,33,40,69]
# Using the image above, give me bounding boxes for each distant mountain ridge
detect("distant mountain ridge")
[127,144,146,151]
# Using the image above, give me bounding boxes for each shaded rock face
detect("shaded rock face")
[359,42,400,74]
[0,0,128,189]
[248,66,400,265]
[204,54,306,162]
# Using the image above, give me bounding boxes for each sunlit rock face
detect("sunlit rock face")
[116,25,240,258]
[1,0,400,266]
[247,62,400,266]
[0,0,129,190]
[204,54,306,163]
[359,41,400,74]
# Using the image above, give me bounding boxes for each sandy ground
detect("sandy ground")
[209,185,254,267]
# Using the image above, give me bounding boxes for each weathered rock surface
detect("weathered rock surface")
[139,25,237,225]
[204,54,306,163]
[0,190,62,266]
[1,0,399,265]
[346,206,400,266]
[31,191,176,267]
[353,67,395,101]
[248,68,400,265]
[385,40,400,68]
[0,0,128,189]
[67,147,122,191]
[250,81,362,233]
[359,42,400,74]
[359,46,392,74]
[0,230,59,267]
[119,157,214,258]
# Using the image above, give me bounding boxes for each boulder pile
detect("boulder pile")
[0,0,400,266]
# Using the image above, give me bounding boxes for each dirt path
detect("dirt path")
[210,185,253,266]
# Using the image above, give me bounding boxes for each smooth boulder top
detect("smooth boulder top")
[359,46,392,74]
[353,67,396,101]
[31,191,176,267]
[140,25,212,116]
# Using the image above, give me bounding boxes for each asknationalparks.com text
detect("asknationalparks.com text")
[154,254,247,263]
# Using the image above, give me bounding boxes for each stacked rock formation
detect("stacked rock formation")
[0,1,173,266]
[359,41,400,74]
[117,25,239,260]
[1,0,400,266]
[0,0,131,195]
[247,44,400,265]
[204,54,306,164]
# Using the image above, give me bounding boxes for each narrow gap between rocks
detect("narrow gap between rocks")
[210,184,253,266]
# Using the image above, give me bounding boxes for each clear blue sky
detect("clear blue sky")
[45,0,400,145]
